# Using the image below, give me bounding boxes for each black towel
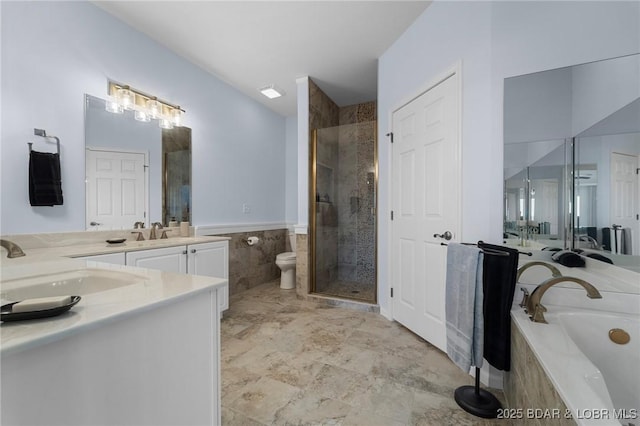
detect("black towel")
[477,241,519,371]
[602,227,611,251]
[29,150,63,206]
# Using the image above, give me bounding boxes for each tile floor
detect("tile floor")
[315,279,376,303]
[221,281,506,425]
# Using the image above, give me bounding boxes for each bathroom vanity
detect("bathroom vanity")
[0,234,230,425]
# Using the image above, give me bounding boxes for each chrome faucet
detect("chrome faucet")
[0,239,26,258]
[149,222,163,240]
[577,235,600,250]
[525,276,602,323]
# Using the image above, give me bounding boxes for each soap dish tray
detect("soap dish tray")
[1,296,81,322]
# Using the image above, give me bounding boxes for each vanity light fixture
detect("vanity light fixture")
[134,109,151,122]
[259,84,285,99]
[105,98,124,114]
[106,80,185,128]
[117,85,135,110]
[146,97,162,119]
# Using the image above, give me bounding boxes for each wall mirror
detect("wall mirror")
[84,94,191,230]
[504,53,640,278]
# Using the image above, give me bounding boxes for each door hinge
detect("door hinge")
[386,132,394,143]
[391,210,394,220]
[390,288,394,298]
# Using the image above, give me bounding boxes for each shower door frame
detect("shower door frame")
[309,126,378,303]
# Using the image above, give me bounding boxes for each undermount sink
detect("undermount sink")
[0,268,148,302]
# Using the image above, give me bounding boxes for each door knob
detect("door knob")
[433,231,452,240]
[90,221,102,226]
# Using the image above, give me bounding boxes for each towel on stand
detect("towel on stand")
[445,243,484,373]
[29,150,63,206]
[478,241,519,371]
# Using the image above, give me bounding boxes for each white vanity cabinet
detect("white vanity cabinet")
[76,251,126,265]
[187,241,229,311]
[124,242,229,311]
[72,240,229,311]
[125,245,188,273]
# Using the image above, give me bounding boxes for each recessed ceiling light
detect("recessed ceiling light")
[259,84,285,99]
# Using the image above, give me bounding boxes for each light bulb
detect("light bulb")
[159,118,174,129]
[117,86,134,110]
[146,97,161,119]
[171,108,183,126]
[134,109,151,122]
[105,98,123,114]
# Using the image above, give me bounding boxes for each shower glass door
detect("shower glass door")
[311,122,377,303]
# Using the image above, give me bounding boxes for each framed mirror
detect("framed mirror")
[504,53,639,275]
[84,94,191,230]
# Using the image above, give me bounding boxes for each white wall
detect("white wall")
[377,1,639,316]
[1,2,286,235]
[285,115,298,225]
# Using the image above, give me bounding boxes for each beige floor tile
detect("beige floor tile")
[322,342,378,376]
[272,391,352,426]
[306,364,376,406]
[221,282,506,426]
[222,406,266,426]
[226,376,302,424]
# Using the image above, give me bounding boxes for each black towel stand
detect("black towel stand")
[454,366,502,418]
[441,241,514,418]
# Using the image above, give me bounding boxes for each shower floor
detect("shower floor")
[316,279,376,303]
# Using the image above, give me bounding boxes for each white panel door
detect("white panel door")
[610,152,639,255]
[391,73,460,352]
[86,148,147,230]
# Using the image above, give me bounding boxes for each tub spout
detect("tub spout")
[525,276,602,324]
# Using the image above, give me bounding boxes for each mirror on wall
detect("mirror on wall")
[504,53,640,275]
[84,94,191,230]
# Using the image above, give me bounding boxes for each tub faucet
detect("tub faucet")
[525,276,602,324]
[516,261,562,282]
[0,239,26,258]
[516,261,562,307]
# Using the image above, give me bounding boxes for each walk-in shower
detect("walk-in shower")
[310,121,377,303]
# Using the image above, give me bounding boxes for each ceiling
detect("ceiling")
[93,1,431,117]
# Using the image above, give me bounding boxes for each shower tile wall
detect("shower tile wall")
[307,79,377,302]
[336,102,376,286]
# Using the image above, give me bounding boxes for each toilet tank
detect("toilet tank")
[289,232,296,252]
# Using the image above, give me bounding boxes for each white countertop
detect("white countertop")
[5,235,230,262]
[1,257,226,356]
[0,235,230,356]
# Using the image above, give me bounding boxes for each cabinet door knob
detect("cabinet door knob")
[191,249,197,253]
[182,250,187,255]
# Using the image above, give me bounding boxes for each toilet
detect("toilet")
[275,233,297,289]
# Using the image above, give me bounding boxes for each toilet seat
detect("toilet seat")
[276,252,296,262]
